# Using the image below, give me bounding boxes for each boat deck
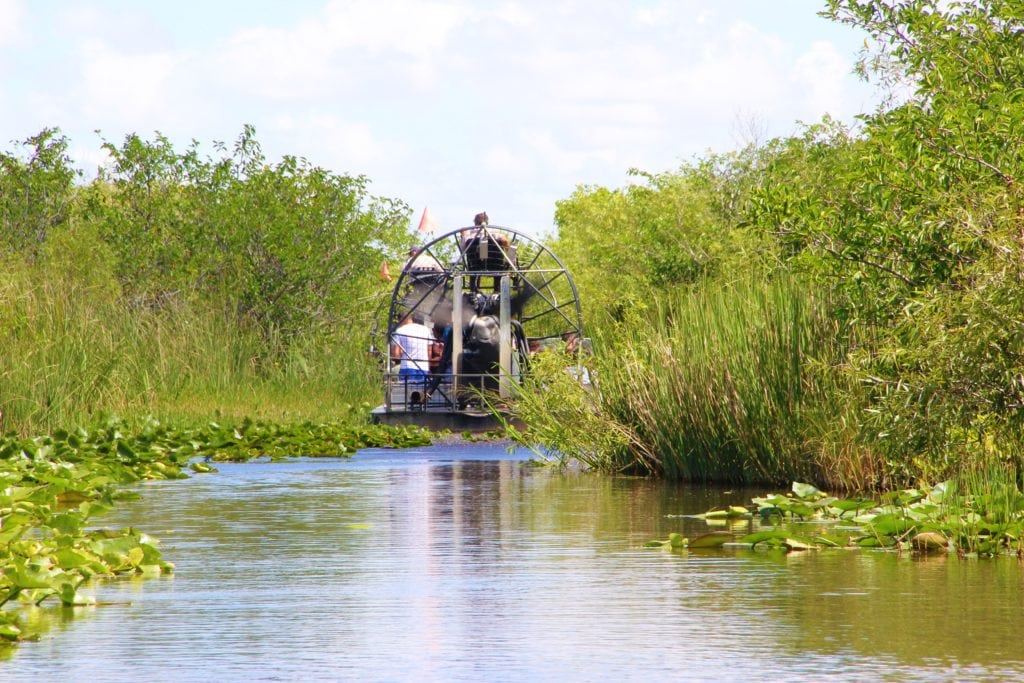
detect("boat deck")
[370,404,517,432]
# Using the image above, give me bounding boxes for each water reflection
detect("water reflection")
[4,443,1024,682]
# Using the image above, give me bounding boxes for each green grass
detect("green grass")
[514,273,887,488]
[0,258,381,435]
[601,274,838,483]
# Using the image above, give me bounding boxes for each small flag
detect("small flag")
[379,259,392,281]
[417,206,438,234]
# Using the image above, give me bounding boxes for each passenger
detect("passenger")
[429,324,446,374]
[460,211,489,251]
[562,331,592,356]
[493,231,518,278]
[403,246,444,282]
[461,212,517,292]
[425,323,454,403]
[563,330,581,355]
[391,313,436,404]
[562,331,592,386]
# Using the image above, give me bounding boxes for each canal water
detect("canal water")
[4,443,1024,682]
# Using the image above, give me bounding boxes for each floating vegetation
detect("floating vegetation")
[460,429,509,443]
[190,417,432,461]
[0,416,432,646]
[647,475,1024,559]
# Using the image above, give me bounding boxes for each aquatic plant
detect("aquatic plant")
[509,349,653,473]
[514,274,865,485]
[648,475,1024,559]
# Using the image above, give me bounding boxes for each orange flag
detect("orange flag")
[379,259,392,281]
[417,206,438,234]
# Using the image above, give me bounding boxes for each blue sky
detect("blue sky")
[0,1,881,238]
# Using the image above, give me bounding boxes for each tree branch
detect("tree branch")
[814,237,918,287]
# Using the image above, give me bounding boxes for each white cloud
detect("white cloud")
[635,0,713,29]
[68,142,112,177]
[493,2,533,28]
[211,0,471,100]
[216,25,339,100]
[76,41,182,124]
[521,128,616,177]
[686,22,787,109]
[321,0,468,57]
[792,40,854,118]
[268,112,394,170]
[482,143,531,177]
[473,14,796,179]
[0,0,24,47]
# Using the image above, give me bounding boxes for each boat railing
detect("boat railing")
[385,371,520,413]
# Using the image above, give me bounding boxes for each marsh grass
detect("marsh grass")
[511,350,654,472]
[941,463,1024,557]
[0,258,379,434]
[600,274,842,483]
[515,273,887,487]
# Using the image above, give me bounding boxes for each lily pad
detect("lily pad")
[687,531,732,548]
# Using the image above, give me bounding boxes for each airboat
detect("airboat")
[370,224,584,431]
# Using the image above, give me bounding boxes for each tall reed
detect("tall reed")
[0,257,379,435]
[942,462,1024,556]
[517,273,878,486]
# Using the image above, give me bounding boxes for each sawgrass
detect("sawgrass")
[0,258,379,435]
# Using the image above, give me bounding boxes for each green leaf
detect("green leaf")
[832,499,877,514]
[5,561,62,590]
[792,482,825,500]
[53,549,93,570]
[58,584,95,607]
[116,441,138,461]
[740,530,790,545]
[47,512,84,535]
[856,535,895,548]
[688,531,731,548]
[867,513,916,536]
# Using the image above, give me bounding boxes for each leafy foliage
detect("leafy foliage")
[529,0,1024,487]
[0,129,78,257]
[85,126,409,348]
[552,154,772,330]
[654,473,1024,559]
[0,126,411,433]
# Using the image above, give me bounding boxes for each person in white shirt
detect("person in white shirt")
[390,313,434,381]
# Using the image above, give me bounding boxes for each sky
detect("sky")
[0,0,882,238]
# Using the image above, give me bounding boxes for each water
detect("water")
[4,443,1024,682]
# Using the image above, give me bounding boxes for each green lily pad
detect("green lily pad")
[792,482,826,500]
[688,531,732,548]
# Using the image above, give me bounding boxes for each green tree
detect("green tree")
[81,127,410,351]
[739,0,1024,470]
[553,151,771,329]
[0,128,78,257]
